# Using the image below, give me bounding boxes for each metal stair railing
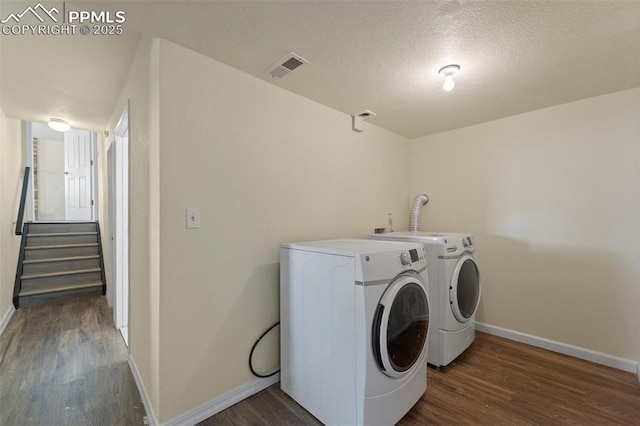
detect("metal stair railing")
[15,166,30,236]
[13,166,31,308]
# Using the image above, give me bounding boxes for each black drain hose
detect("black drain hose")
[249,321,280,378]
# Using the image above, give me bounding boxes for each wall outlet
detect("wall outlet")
[186,208,201,229]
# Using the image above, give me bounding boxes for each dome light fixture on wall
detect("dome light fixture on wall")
[439,64,460,92]
[47,118,70,132]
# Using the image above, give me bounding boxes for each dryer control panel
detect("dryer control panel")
[442,235,475,256]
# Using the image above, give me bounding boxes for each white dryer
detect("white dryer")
[280,239,430,426]
[370,232,481,367]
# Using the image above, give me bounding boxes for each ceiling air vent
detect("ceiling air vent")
[269,52,309,79]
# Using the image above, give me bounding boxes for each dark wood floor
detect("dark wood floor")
[200,333,640,426]
[2,297,639,425]
[0,296,146,425]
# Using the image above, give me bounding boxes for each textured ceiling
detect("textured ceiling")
[0,31,140,131]
[2,1,640,137]
[0,0,140,131]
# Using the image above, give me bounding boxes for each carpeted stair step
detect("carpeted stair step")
[24,243,100,260]
[26,232,98,246]
[27,222,97,234]
[22,255,101,275]
[20,268,102,290]
[19,281,103,297]
[18,281,103,308]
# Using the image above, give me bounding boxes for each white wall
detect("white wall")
[0,109,23,324]
[32,122,64,142]
[0,31,24,325]
[102,35,162,418]
[155,39,410,422]
[30,124,64,222]
[35,139,65,220]
[410,88,640,363]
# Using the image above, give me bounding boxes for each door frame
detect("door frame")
[107,143,116,308]
[108,103,130,346]
[24,121,98,222]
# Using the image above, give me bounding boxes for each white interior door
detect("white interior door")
[64,129,93,221]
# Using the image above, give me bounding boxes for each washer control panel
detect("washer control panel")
[399,246,425,266]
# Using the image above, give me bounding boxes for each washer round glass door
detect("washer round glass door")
[372,274,429,378]
[449,255,481,323]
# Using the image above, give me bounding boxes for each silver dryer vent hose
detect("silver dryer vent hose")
[409,194,429,232]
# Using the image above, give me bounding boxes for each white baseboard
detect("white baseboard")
[476,322,638,374]
[128,352,279,426]
[0,305,16,337]
[128,354,159,426]
[163,373,280,426]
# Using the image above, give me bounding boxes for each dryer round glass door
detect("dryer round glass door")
[449,255,481,323]
[372,275,429,378]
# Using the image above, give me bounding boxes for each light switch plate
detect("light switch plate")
[186,208,201,229]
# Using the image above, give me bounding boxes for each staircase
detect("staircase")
[14,222,106,308]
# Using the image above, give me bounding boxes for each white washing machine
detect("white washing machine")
[370,232,481,367]
[280,239,430,426]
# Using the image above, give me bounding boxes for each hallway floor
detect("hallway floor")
[0,296,146,425]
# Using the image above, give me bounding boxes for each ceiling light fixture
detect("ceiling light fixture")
[47,118,70,132]
[439,64,460,92]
